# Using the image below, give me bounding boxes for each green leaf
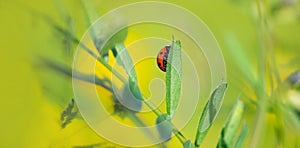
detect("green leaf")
[183,140,194,148]
[120,83,142,112]
[114,43,143,100]
[166,39,182,117]
[194,81,228,147]
[217,99,244,148]
[234,125,249,148]
[156,114,173,141]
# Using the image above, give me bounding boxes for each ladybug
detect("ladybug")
[157,45,171,72]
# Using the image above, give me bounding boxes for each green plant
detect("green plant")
[35,1,250,148]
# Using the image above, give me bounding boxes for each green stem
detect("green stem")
[78,42,187,144]
[251,0,269,147]
[142,96,162,116]
[50,21,188,144]
[36,10,186,147]
[97,57,127,83]
[173,128,187,144]
[98,53,187,144]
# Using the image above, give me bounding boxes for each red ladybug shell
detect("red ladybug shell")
[157,45,171,72]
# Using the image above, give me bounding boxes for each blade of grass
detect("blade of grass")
[194,81,228,147]
[113,43,143,100]
[166,39,182,117]
[217,99,244,148]
[234,125,249,148]
[251,0,269,146]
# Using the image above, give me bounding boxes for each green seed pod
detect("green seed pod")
[156,114,173,141]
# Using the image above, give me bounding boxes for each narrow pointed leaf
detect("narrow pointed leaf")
[166,39,182,117]
[114,43,143,101]
[194,81,228,147]
[217,99,244,148]
[234,125,249,148]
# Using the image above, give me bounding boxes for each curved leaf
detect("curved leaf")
[195,81,228,147]
[166,39,182,117]
[234,125,249,148]
[217,99,244,148]
[119,83,142,112]
[114,43,143,100]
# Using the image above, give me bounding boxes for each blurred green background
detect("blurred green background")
[1,0,300,147]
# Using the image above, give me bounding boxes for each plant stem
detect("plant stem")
[36,8,186,146]
[42,57,164,146]
[251,0,271,147]
[142,96,162,116]
[173,128,187,144]
[97,57,127,83]
[76,37,187,144]
[97,51,187,143]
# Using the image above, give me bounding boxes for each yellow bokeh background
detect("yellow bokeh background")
[1,0,300,147]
